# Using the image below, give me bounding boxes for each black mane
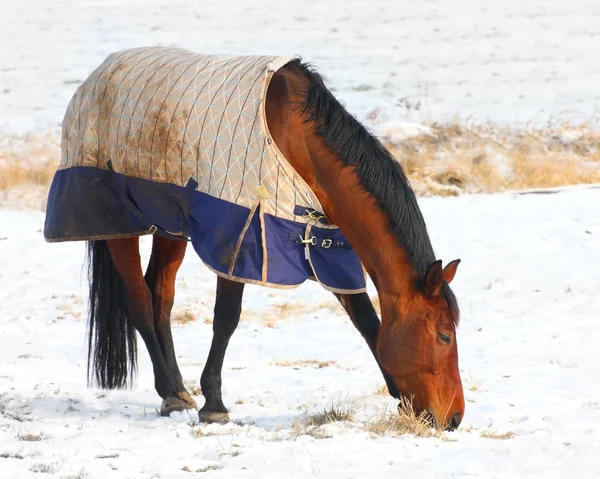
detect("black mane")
[293,59,436,276]
[293,60,458,322]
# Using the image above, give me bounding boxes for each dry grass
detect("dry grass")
[182,464,222,473]
[2,121,599,213]
[172,308,197,325]
[259,299,345,328]
[366,397,447,438]
[382,121,600,196]
[30,462,59,474]
[290,395,364,440]
[271,359,337,369]
[300,396,361,426]
[18,431,50,442]
[480,429,516,440]
[0,133,60,209]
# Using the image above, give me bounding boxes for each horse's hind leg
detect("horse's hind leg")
[144,235,197,414]
[107,237,193,415]
[335,292,401,399]
[198,276,245,424]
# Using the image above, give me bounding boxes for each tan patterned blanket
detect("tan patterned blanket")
[45,46,366,293]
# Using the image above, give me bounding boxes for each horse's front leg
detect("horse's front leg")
[335,292,401,399]
[198,276,245,424]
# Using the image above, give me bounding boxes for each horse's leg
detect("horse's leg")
[335,292,401,399]
[144,235,197,414]
[198,276,245,424]
[107,237,192,415]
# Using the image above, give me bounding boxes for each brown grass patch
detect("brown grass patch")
[17,353,43,360]
[303,396,361,426]
[182,464,222,473]
[383,121,600,195]
[0,133,60,209]
[18,431,50,442]
[172,308,196,325]
[480,429,515,440]
[290,395,362,439]
[3,122,599,213]
[272,359,336,369]
[366,397,448,438]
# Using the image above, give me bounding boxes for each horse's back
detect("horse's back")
[61,47,287,188]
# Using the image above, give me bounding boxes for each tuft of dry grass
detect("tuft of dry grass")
[17,353,43,360]
[18,431,50,442]
[29,462,58,474]
[366,397,449,439]
[189,427,219,438]
[303,396,361,427]
[271,359,336,369]
[480,429,515,440]
[182,464,223,473]
[290,395,362,440]
[0,451,24,459]
[172,308,196,325]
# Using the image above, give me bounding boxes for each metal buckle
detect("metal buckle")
[321,239,333,248]
[297,235,316,245]
[305,209,324,222]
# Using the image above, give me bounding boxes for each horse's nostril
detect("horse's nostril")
[447,412,462,431]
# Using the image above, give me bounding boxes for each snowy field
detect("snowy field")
[1,186,600,478]
[2,0,600,135]
[2,0,600,477]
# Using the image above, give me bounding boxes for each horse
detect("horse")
[44,47,464,430]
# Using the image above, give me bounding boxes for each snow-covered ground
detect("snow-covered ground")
[2,0,600,136]
[1,186,599,478]
[2,1,600,477]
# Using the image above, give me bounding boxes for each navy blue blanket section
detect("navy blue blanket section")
[44,166,366,292]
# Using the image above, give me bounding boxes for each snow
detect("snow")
[2,0,600,135]
[1,186,600,478]
[2,0,600,477]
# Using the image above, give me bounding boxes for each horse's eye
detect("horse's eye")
[437,332,451,344]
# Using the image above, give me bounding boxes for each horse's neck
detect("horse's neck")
[301,133,417,299]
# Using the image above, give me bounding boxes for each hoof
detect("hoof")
[198,410,230,424]
[160,395,197,417]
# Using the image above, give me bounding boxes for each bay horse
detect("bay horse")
[44,48,464,430]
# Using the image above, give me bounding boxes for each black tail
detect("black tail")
[86,240,137,389]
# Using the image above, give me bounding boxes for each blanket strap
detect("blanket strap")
[293,205,330,225]
[287,232,352,249]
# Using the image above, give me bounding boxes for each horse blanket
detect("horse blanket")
[44,46,366,293]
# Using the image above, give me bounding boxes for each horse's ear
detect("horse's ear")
[443,259,461,284]
[425,260,443,296]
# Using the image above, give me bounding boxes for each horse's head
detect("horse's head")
[377,259,464,430]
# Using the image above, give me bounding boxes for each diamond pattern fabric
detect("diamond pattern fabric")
[60,46,325,223]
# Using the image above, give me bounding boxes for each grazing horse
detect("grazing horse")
[44,47,464,430]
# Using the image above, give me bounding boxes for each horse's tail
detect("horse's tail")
[86,240,137,389]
